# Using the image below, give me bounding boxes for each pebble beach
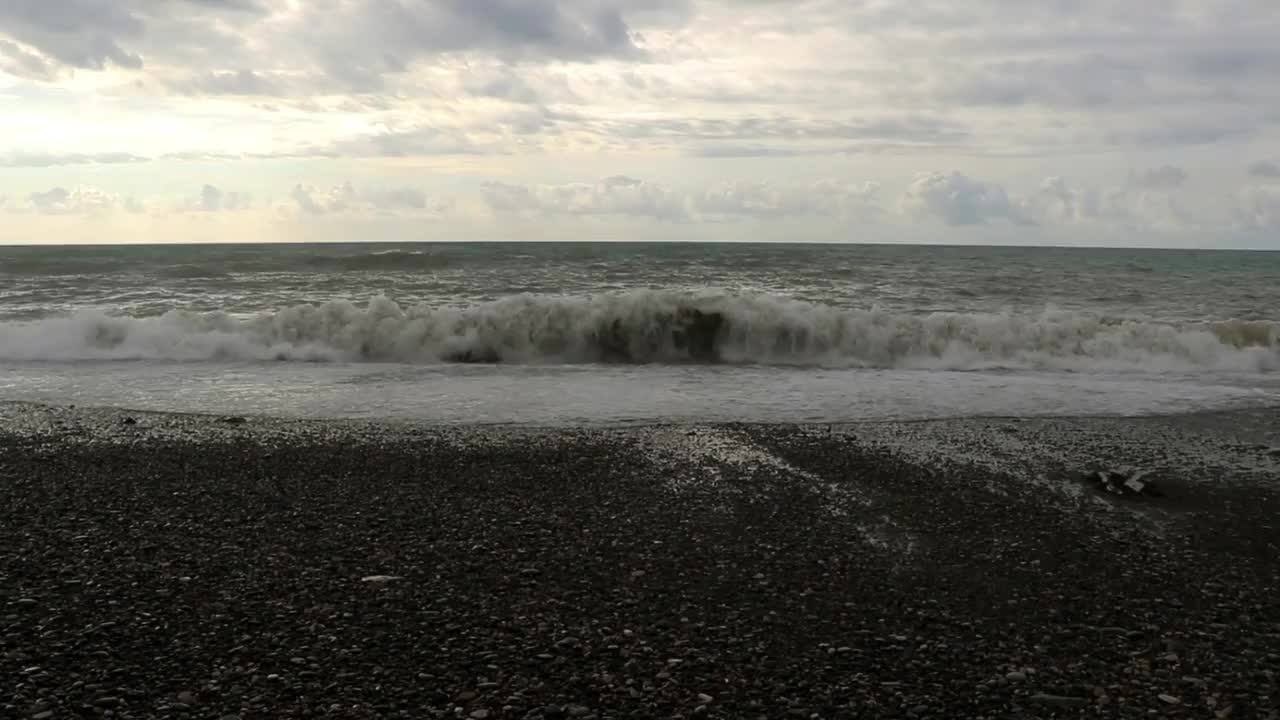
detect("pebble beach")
[2,401,1278,719]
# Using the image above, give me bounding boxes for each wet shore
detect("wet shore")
[2,402,1278,718]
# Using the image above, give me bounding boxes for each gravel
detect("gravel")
[1,401,1278,718]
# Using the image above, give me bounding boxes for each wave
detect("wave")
[0,291,1276,372]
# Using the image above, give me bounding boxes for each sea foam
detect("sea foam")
[0,291,1275,372]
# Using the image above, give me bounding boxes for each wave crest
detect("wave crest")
[0,292,1276,371]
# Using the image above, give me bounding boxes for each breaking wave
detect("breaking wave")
[0,291,1276,372]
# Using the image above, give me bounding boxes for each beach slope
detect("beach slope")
[2,402,1278,718]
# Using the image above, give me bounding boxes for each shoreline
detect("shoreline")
[2,401,1277,718]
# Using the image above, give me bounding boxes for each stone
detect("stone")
[360,575,403,583]
[1159,694,1180,705]
[1085,468,1160,498]
[1029,694,1089,709]
[1005,671,1027,682]
[470,711,490,719]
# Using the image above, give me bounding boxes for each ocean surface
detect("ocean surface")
[2,242,1278,424]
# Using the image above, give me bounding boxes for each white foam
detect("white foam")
[0,292,1275,372]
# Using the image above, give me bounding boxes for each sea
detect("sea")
[1,242,1278,424]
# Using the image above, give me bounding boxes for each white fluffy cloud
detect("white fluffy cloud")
[481,176,882,223]
[289,182,436,216]
[482,176,693,221]
[180,184,251,212]
[899,172,1027,226]
[16,186,141,215]
[900,170,1202,231]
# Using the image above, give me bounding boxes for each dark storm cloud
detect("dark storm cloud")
[297,0,690,91]
[0,0,145,71]
[0,0,264,77]
[0,0,667,83]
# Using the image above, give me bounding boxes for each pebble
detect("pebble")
[1029,694,1089,708]
[1158,694,1181,705]
[5,405,1278,720]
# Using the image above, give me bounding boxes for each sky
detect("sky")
[1,0,1279,247]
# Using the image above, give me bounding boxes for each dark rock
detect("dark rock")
[1083,468,1163,498]
[220,416,247,425]
[121,417,138,426]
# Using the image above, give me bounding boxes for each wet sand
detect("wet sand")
[2,402,1278,719]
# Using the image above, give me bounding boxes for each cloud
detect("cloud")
[0,150,149,168]
[1128,165,1188,189]
[0,37,57,80]
[566,112,969,146]
[899,172,1028,226]
[1019,175,1200,232]
[481,175,883,222]
[483,176,693,221]
[19,186,139,215]
[175,69,283,96]
[293,0,688,91]
[0,2,144,72]
[289,182,434,216]
[0,0,267,77]
[697,180,882,221]
[179,184,251,212]
[1234,186,1280,230]
[1249,160,1280,179]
